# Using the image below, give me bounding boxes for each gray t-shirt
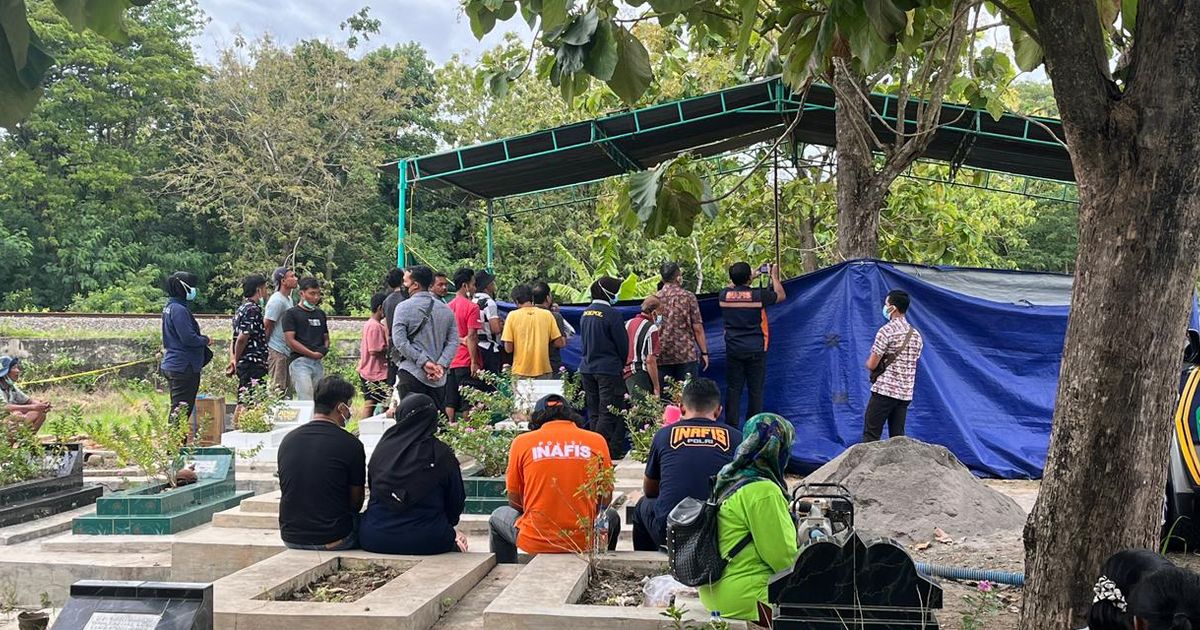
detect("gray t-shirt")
[0,380,31,405]
[265,291,294,354]
[391,291,459,387]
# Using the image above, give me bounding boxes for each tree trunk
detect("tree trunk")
[833,62,884,260]
[1018,3,1200,626]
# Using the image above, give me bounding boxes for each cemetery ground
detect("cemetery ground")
[1,320,1196,629]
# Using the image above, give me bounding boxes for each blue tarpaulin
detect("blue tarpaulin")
[505,260,1193,480]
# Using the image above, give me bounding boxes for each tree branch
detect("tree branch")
[1027,0,1117,137]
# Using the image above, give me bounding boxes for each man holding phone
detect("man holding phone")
[718,261,786,428]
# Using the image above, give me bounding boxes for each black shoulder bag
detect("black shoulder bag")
[869,325,916,384]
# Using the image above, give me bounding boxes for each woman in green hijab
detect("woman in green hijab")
[699,413,799,623]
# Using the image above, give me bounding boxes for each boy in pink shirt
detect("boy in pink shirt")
[356,292,390,418]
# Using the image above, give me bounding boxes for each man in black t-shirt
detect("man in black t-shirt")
[632,378,742,551]
[718,262,786,428]
[580,276,629,458]
[277,376,365,550]
[282,277,330,401]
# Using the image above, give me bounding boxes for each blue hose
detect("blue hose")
[916,562,1025,587]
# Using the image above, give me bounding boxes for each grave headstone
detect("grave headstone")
[219,401,314,462]
[768,532,943,629]
[0,443,102,528]
[51,581,212,630]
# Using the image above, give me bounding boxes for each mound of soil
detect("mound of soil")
[280,564,403,603]
[804,437,1027,545]
[578,566,654,607]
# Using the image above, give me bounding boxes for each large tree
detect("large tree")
[166,26,438,313]
[1005,0,1200,626]
[0,0,208,310]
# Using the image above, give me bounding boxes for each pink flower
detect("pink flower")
[465,427,475,433]
[559,366,567,373]
[623,393,631,400]
[977,580,992,593]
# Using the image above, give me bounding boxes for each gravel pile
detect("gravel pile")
[804,437,1028,545]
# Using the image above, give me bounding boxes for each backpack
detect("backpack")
[666,481,754,587]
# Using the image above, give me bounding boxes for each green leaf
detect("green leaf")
[561,7,598,45]
[83,0,133,44]
[606,25,652,105]
[781,20,819,88]
[469,7,497,39]
[863,0,906,42]
[52,0,87,30]
[985,94,1005,121]
[734,0,759,65]
[1010,27,1042,71]
[617,274,642,300]
[0,29,42,128]
[496,0,518,21]
[1,0,31,70]
[540,0,570,33]
[898,9,925,53]
[583,19,618,81]
[626,166,664,223]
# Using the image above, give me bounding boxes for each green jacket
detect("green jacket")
[698,479,799,621]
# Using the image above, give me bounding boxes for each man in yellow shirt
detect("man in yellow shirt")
[502,284,566,378]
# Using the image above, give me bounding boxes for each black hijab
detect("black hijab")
[368,394,456,513]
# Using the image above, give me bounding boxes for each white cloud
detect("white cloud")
[193,0,533,64]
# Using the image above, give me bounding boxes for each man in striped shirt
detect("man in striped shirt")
[624,296,662,397]
[863,290,924,442]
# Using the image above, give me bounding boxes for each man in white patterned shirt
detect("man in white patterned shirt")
[863,290,923,442]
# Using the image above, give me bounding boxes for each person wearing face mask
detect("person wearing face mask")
[160,271,212,428]
[719,262,785,429]
[282,277,330,401]
[579,276,630,459]
[624,295,663,397]
[227,274,270,427]
[277,376,365,551]
[862,290,923,442]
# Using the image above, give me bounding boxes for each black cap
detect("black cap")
[474,270,495,291]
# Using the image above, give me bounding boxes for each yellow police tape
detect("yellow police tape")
[22,358,158,386]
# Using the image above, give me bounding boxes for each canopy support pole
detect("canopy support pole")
[486,199,495,272]
[397,159,409,267]
[773,143,781,267]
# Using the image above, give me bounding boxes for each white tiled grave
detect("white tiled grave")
[213,550,495,630]
[221,401,314,462]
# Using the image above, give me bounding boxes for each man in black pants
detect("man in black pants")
[718,262,786,428]
[862,290,924,441]
[579,276,630,459]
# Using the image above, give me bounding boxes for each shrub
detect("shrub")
[77,401,192,487]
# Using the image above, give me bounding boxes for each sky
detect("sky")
[194,0,533,64]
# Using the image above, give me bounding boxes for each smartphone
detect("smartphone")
[758,263,771,275]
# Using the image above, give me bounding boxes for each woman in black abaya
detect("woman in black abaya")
[359,394,467,554]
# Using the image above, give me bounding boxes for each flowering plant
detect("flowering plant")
[442,367,519,476]
[610,377,687,463]
[237,380,284,433]
[560,367,587,410]
[961,580,1004,630]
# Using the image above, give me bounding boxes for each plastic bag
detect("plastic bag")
[642,574,697,608]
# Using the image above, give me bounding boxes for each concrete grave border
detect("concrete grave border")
[213,550,495,630]
[484,552,719,629]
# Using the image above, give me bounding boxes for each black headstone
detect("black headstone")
[768,532,943,629]
[50,581,212,630]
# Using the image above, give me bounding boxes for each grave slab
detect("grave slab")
[0,504,99,546]
[0,539,171,606]
[220,401,313,462]
[170,525,284,583]
[73,448,252,535]
[0,444,103,528]
[484,553,726,630]
[51,580,212,630]
[40,533,176,554]
[213,550,495,630]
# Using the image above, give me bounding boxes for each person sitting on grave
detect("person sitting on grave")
[359,393,468,555]
[697,413,799,623]
[277,376,365,551]
[0,356,51,431]
[489,394,621,564]
[632,378,742,552]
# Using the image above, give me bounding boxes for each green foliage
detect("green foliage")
[0,0,213,311]
[77,397,192,486]
[961,581,1004,630]
[441,369,519,476]
[612,379,686,463]
[0,0,147,127]
[0,413,55,485]
[68,266,163,313]
[661,603,732,630]
[236,380,283,433]
[616,154,718,239]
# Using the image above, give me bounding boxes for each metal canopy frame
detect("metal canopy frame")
[385,77,1074,267]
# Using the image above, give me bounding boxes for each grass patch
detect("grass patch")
[36,384,171,436]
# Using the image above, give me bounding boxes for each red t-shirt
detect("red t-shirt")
[449,295,483,369]
[506,421,613,554]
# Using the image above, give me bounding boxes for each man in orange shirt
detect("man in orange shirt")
[489,394,621,563]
